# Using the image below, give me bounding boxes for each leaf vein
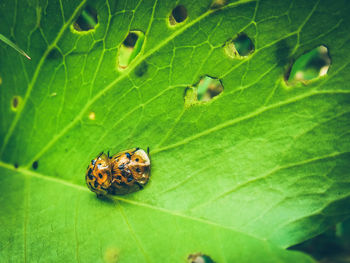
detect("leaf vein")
[17,0,256,166]
[0,160,269,244]
[152,90,350,155]
[0,0,88,156]
[189,151,350,211]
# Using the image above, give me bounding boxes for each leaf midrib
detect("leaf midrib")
[2,147,350,250]
[0,159,273,245]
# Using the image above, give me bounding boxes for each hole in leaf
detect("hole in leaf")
[11,96,22,112]
[117,31,145,70]
[224,33,254,58]
[73,6,98,32]
[187,253,215,263]
[286,45,330,85]
[14,163,18,169]
[197,76,223,101]
[89,111,96,120]
[184,76,223,107]
[123,32,139,47]
[169,5,188,26]
[32,161,39,170]
[211,0,227,9]
[12,97,19,108]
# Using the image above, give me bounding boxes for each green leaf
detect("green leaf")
[0,0,349,261]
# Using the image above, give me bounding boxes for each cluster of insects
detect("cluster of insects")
[85,148,151,196]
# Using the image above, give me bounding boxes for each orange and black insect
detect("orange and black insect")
[85,152,112,196]
[110,148,151,195]
[85,148,150,196]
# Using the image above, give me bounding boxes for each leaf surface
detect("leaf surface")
[1,0,349,261]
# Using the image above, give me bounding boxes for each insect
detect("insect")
[110,148,151,195]
[85,148,151,196]
[85,152,112,196]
